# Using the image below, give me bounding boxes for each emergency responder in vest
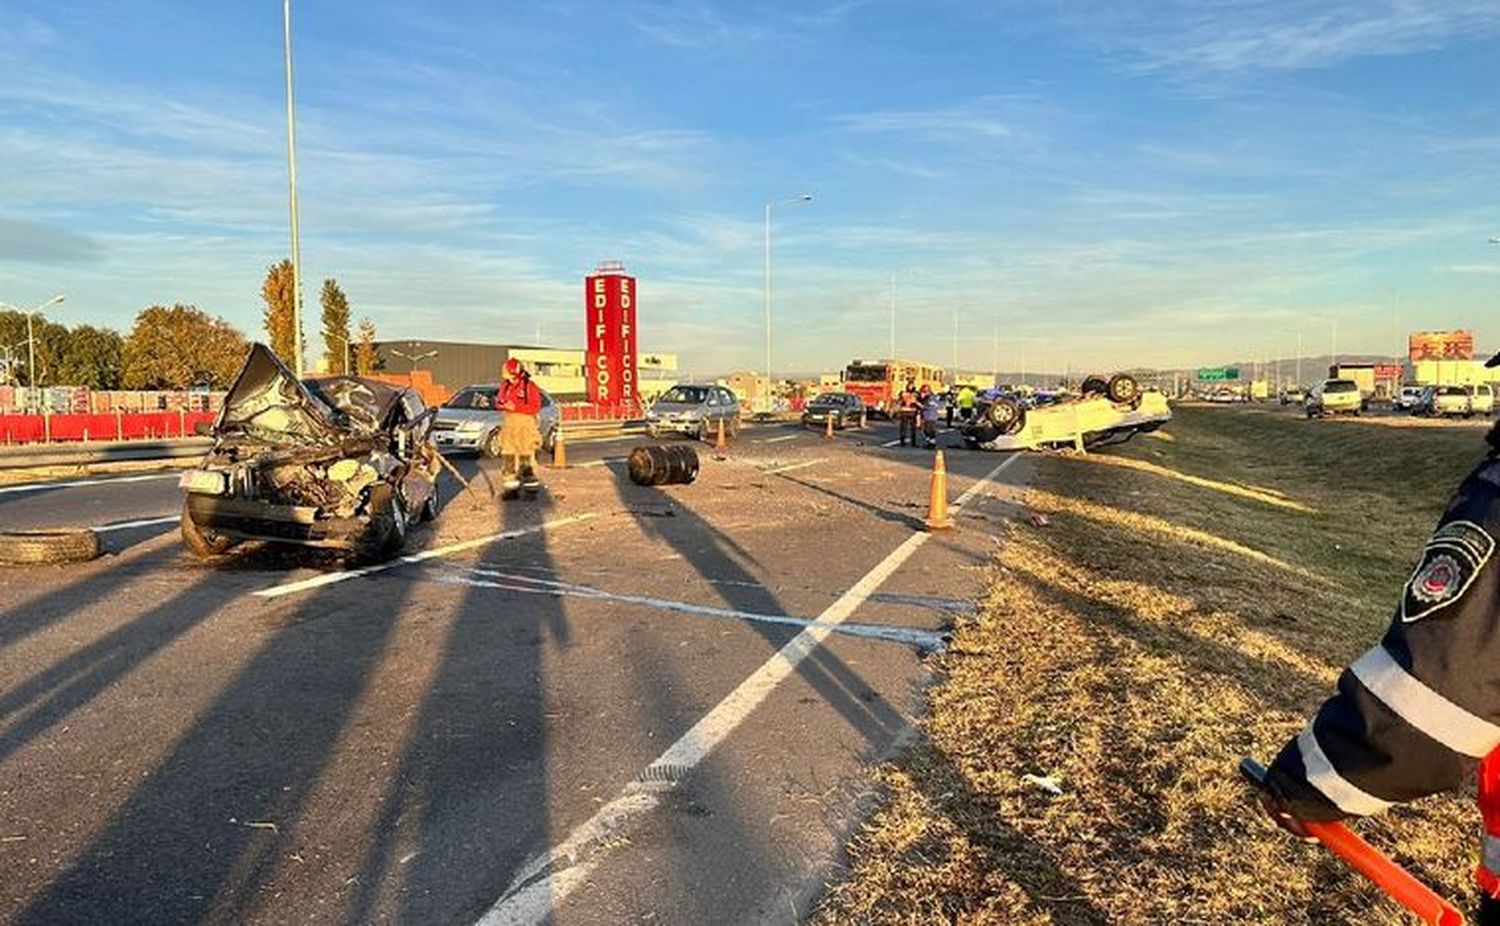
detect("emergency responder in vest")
[1257,350,1500,921]
[957,384,977,422]
[895,379,921,447]
[497,357,543,495]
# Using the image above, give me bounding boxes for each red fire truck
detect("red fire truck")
[841,359,947,417]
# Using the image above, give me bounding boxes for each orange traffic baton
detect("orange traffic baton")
[1240,759,1465,926]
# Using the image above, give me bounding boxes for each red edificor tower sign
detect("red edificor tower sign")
[584,261,639,409]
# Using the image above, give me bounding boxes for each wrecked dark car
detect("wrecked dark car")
[179,344,441,562]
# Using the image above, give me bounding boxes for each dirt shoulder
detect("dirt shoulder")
[813,405,1493,925]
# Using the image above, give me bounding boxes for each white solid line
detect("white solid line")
[0,472,179,495]
[758,434,798,444]
[431,567,947,649]
[880,439,901,447]
[475,454,1018,926]
[253,513,598,599]
[763,458,825,475]
[93,515,180,532]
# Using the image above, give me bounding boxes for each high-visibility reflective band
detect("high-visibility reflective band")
[1297,726,1393,816]
[1351,646,1500,759]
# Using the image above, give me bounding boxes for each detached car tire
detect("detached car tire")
[180,499,235,559]
[0,528,102,566]
[984,397,1026,435]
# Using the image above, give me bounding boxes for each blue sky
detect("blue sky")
[2,0,1498,375]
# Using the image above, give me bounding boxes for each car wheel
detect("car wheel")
[355,484,406,564]
[1106,374,1139,405]
[697,420,710,442]
[1305,407,1314,419]
[542,426,557,454]
[422,481,440,522]
[484,429,504,459]
[984,397,1026,435]
[180,499,233,558]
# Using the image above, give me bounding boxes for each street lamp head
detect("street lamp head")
[1488,236,1500,244]
[799,193,813,202]
[41,294,65,310]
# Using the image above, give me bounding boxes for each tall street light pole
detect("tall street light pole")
[763,193,812,413]
[283,0,305,377]
[0,294,64,409]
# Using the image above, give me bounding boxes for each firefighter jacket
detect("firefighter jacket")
[499,376,542,416]
[1267,430,1500,821]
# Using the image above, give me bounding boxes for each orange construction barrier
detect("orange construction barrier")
[715,418,728,460]
[552,425,568,469]
[925,450,952,530]
[825,415,834,440]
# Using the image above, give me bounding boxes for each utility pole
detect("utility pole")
[283,0,305,377]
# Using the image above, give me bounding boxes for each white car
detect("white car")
[1421,385,1472,418]
[1394,385,1424,411]
[1469,383,1495,417]
[1305,379,1362,418]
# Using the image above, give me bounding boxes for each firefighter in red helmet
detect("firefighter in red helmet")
[496,357,543,497]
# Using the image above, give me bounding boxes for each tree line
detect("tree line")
[2,260,380,391]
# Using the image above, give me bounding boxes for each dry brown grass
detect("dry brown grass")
[814,405,1494,925]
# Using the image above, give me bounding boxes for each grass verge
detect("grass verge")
[814,404,1495,925]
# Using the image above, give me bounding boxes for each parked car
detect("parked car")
[430,383,560,456]
[801,392,866,430]
[179,344,441,563]
[1280,386,1306,406]
[1468,383,1496,417]
[646,384,741,440]
[1418,385,1473,418]
[1305,379,1361,418]
[1393,385,1424,411]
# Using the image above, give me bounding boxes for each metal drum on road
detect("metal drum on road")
[627,444,700,486]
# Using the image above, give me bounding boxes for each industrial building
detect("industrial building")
[372,340,678,402]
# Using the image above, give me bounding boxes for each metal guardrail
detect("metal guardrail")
[0,420,646,471]
[0,438,214,470]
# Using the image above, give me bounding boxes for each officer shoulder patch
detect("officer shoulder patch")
[1401,520,1496,623]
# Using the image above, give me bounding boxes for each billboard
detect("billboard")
[584,261,639,407]
[1409,330,1474,362]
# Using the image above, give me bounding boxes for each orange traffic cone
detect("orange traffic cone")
[552,425,568,469]
[715,417,729,460]
[825,415,835,440]
[925,450,952,530]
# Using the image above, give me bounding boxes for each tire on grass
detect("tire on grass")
[0,528,101,565]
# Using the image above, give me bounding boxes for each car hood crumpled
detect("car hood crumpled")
[218,344,409,444]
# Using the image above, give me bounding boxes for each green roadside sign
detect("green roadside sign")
[1197,367,1240,381]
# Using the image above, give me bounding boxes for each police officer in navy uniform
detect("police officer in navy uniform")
[1260,349,1500,921]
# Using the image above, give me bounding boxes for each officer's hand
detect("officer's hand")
[1258,793,1317,843]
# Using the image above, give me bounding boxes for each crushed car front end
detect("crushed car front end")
[180,345,439,559]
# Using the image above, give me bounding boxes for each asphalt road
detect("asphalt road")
[0,420,1031,925]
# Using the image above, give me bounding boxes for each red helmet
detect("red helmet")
[503,357,525,379]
